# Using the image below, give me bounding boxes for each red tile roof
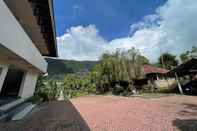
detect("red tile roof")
[143,65,169,74]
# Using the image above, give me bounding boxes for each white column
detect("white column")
[0,64,9,93]
[18,70,39,98]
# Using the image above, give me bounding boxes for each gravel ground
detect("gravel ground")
[0,95,197,131]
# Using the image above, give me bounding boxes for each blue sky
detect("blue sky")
[54,0,197,62]
[54,0,166,40]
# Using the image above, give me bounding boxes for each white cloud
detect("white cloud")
[57,0,197,63]
[57,25,107,61]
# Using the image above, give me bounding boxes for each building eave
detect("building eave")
[48,0,58,57]
[28,0,57,57]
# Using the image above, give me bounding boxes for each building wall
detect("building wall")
[0,1,54,99]
[154,79,177,88]
[0,0,47,73]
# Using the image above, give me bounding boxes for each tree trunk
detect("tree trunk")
[175,73,183,95]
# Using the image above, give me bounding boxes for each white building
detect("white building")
[0,0,57,101]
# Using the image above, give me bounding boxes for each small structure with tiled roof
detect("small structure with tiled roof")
[143,65,169,80]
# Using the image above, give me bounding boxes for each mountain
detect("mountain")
[45,58,98,77]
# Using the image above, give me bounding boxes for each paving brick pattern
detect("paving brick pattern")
[0,95,197,131]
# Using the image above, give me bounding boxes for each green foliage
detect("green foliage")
[46,58,98,77]
[180,52,190,63]
[63,60,85,73]
[158,53,178,70]
[62,74,96,98]
[91,48,145,95]
[180,46,197,63]
[35,76,60,101]
[35,73,96,101]
[137,55,150,65]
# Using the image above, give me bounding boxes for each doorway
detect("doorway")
[0,66,24,98]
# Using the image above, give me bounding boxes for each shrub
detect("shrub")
[35,74,96,101]
[62,74,96,98]
[35,76,60,101]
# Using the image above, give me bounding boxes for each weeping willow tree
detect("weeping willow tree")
[91,48,145,94]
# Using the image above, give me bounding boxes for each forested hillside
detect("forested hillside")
[45,58,98,76]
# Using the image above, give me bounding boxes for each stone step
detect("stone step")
[12,103,36,121]
[0,98,29,122]
[0,99,25,114]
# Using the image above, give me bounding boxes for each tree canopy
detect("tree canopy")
[91,48,146,94]
[158,53,178,70]
[180,46,197,63]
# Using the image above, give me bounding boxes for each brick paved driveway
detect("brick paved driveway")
[0,95,197,131]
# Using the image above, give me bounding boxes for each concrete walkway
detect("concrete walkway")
[0,95,197,131]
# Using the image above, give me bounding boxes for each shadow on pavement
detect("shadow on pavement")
[0,100,90,131]
[173,103,197,131]
[173,119,197,131]
[177,103,197,116]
